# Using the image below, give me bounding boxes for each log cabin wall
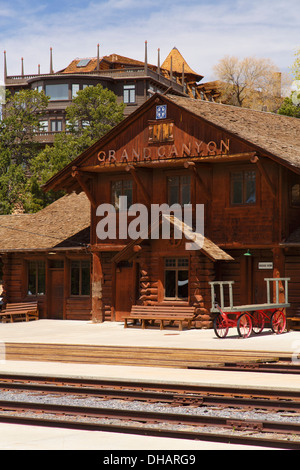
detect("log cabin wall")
[210,159,280,246]
[285,252,300,317]
[1,251,92,321]
[132,239,217,328]
[101,252,114,321]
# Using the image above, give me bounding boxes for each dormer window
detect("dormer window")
[77,59,90,67]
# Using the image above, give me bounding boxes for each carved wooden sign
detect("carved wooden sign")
[97,138,231,165]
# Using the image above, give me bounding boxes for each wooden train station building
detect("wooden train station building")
[2,93,300,328]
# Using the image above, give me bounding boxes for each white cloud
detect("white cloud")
[1,0,299,82]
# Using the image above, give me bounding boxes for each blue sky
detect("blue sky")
[0,0,299,82]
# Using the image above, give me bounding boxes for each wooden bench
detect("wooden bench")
[123,305,196,330]
[0,302,39,323]
[287,317,300,331]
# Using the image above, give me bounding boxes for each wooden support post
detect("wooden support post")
[184,161,211,199]
[251,156,277,198]
[72,167,97,208]
[126,165,151,205]
[272,247,286,303]
[91,252,104,323]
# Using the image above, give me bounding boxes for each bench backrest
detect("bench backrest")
[131,305,195,316]
[4,302,38,311]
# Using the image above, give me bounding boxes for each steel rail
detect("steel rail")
[0,399,299,450]
[1,373,300,411]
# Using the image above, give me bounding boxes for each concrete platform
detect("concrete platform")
[0,319,300,351]
[0,320,299,450]
[0,320,299,390]
[0,422,271,450]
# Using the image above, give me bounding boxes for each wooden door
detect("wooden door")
[115,263,134,321]
[48,268,64,319]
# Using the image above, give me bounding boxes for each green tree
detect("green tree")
[277,50,300,118]
[0,89,49,214]
[66,83,125,140]
[292,49,300,80]
[28,84,125,210]
[277,96,300,118]
[1,89,49,167]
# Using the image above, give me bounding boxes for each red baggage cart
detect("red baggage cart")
[210,278,290,339]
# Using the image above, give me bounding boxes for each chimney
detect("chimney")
[144,40,148,75]
[21,57,24,77]
[274,72,282,98]
[157,48,160,75]
[3,50,7,81]
[50,47,53,73]
[96,44,100,71]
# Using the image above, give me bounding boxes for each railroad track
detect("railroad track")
[0,396,300,449]
[0,373,300,449]
[1,372,300,411]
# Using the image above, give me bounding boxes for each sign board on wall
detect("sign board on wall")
[258,262,273,270]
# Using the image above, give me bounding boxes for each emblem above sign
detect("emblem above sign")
[156,105,167,120]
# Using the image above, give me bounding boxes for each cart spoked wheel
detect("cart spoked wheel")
[271,310,286,334]
[252,311,264,334]
[237,313,252,338]
[213,314,229,338]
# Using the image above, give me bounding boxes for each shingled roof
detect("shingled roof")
[166,95,300,171]
[61,53,157,74]
[0,192,90,252]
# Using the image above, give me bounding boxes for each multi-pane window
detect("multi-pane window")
[71,260,90,296]
[167,175,191,206]
[123,84,136,104]
[39,120,48,132]
[231,170,256,205]
[164,258,189,300]
[50,119,63,132]
[72,84,80,98]
[45,84,69,101]
[28,261,46,296]
[111,180,133,209]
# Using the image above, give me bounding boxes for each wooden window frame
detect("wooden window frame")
[110,177,134,210]
[167,173,191,207]
[164,257,189,301]
[230,169,257,206]
[290,182,300,207]
[123,84,136,104]
[27,260,46,297]
[70,259,91,297]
